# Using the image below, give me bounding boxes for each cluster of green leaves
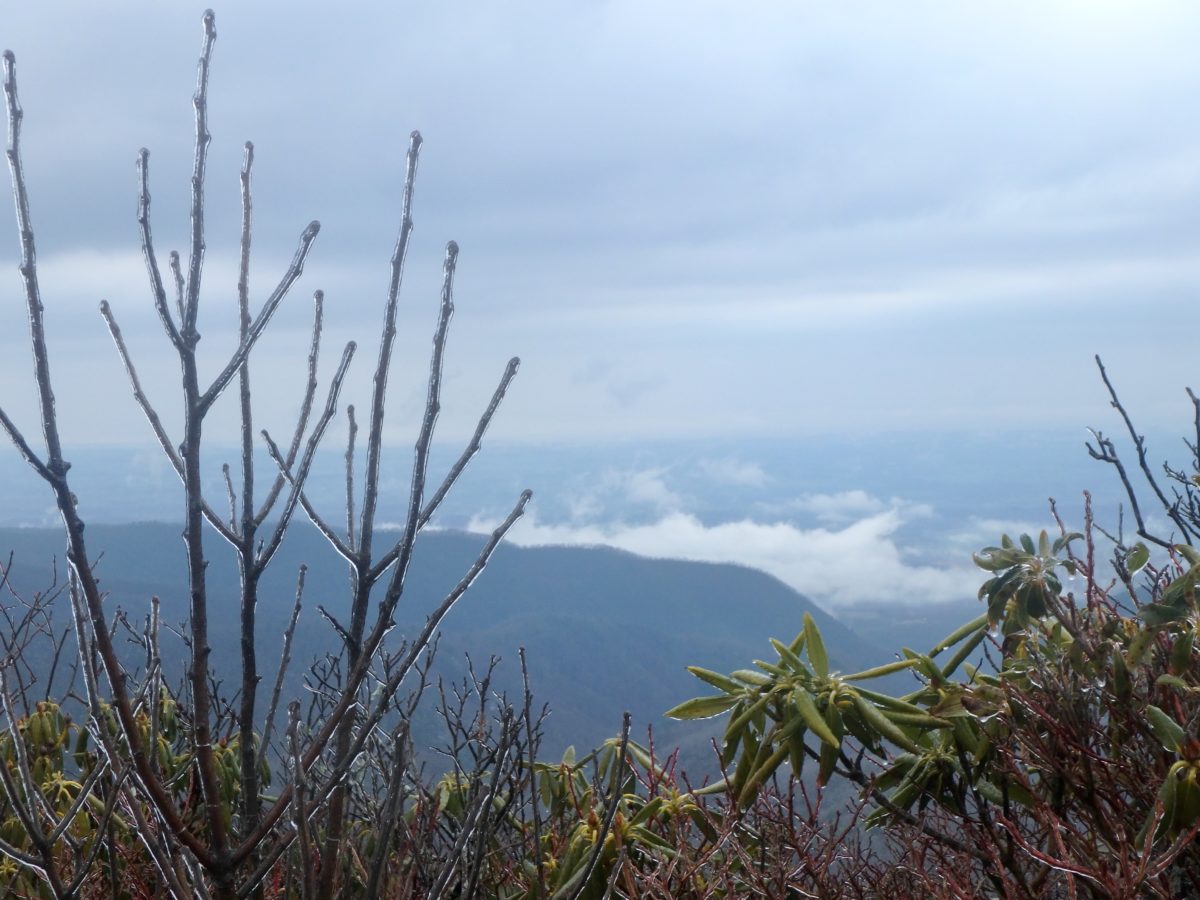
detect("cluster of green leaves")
[669,529,1200,893]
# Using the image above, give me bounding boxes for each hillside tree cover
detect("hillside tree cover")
[2,10,1200,899]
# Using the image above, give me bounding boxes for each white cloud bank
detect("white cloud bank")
[471,494,981,612]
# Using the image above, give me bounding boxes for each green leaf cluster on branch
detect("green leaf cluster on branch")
[668,520,1200,895]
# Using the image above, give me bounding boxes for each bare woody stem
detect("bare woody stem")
[4,46,212,868]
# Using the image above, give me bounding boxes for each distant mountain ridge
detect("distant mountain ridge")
[0,523,891,768]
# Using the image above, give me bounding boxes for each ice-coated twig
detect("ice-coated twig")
[169,250,185,325]
[7,48,209,867]
[371,354,520,582]
[256,290,324,526]
[373,241,459,627]
[100,300,238,545]
[261,566,305,759]
[239,488,531,866]
[182,9,216,339]
[199,219,320,414]
[357,130,422,561]
[0,407,55,484]
[287,702,316,900]
[1092,355,1194,544]
[345,404,358,552]
[222,463,237,527]
[364,723,410,897]
[320,490,532,798]
[257,339,356,568]
[136,149,183,350]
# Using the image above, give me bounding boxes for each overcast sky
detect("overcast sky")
[2,1,1199,453]
[5,3,1200,614]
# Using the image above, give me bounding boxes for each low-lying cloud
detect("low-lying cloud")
[471,490,982,612]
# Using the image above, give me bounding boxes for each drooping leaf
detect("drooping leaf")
[852,694,922,753]
[844,658,919,681]
[804,612,828,678]
[1147,705,1186,753]
[665,694,740,721]
[1127,542,1150,574]
[686,666,743,695]
[792,689,838,748]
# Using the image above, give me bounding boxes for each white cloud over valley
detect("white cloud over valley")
[471,489,981,612]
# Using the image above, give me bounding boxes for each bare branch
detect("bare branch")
[199,219,320,414]
[345,404,358,553]
[170,250,185,324]
[4,49,67,479]
[257,339,356,568]
[358,130,422,559]
[100,300,238,545]
[1094,355,1195,544]
[182,9,217,339]
[136,149,184,349]
[240,488,531,866]
[261,565,305,758]
[256,290,324,525]
[0,406,56,485]
[371,354,520,582]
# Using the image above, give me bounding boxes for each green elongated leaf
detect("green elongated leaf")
[731,669,772,686]
[928,613,990,656]
[804,613,828,678]
[627,742,656,772]
[1147,705,1186,753]
[1020,533,1036,555]
[726,692,772,738]
[770,637,809,674]
[901,648,941,682]
[1176,544,1200,567]
[852,694,922,753]
[786,732,807,778]
[1127,542,1150,574]
[1159,567,1199,609]
[665,694,740,721]
[787,629,807,656]
[693,778,731,798]
[752,659,789,677]
[873,754,919,792]
[844,658,919,681]
[1038,530,1050,557]
[628,796,664,827]
[1140,603,1189,628]
[817,739,839,787]
[939,626,987,679]
[774,710,807,743]
[792,689,838,748]
[1052,532,1083,555]
[854,686,931,716]
[629,825,678,855]
[1155,673,1198,693]
[737,744,789,809]
[881,710,952,729]
[1170,630,1195,676]
[1127,628,1158,667]
[686,666,743,695]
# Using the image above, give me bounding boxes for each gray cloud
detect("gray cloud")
[2,2,1199,447]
